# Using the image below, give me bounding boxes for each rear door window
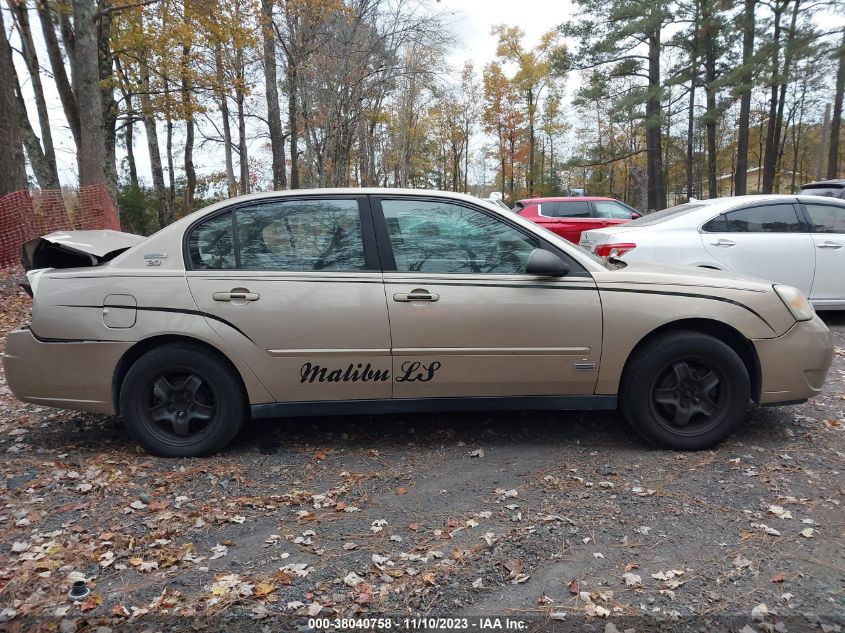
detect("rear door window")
[702,204,805,233]
[552,201,592,218]
[803,203,845,233]
[593,201,634,219]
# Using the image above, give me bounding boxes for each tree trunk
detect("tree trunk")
[828,29,845,179]
[164,84,175,202]
[527,88,535,195]
[765,0,801,193]
[215,46,237,198]
[0,7,27,195]
[702,0,718,198]
[762,0,786,193]
[685,0,700,200]
[36,0,80,158]
[13,68,57,189]
[236,47,249,195]
[646,29,666,210]
[262,0,286,190]
[9,0,60,189]
[71,0,108,189]
[114,56,138,190]
[287,64,300,189]
[98,3,119,207]
[182,41,196,215]
[735,0,756,195]
[140,58,171,229]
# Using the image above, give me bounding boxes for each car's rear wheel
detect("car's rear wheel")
[621,331,751,450]
[119,344,247,457]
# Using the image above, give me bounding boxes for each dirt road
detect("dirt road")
[1,278,842,632]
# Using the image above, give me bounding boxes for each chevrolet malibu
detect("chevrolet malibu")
[3,189,834,457]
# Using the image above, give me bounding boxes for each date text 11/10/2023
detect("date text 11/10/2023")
[307,617,530,630]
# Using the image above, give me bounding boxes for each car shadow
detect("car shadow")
[818,310,845,327]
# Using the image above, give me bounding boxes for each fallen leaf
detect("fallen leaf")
[469,449,485,458]
[800,527,815,538]
[771,573,786,583]
[254,582,276,597]
[503,559,524,578]
[622,572,642,587]
[396,487,407,496]
[79,594,103,612]
[568,579,579,595]
[307,602,322,616]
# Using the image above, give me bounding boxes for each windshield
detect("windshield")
[624,201,710,227]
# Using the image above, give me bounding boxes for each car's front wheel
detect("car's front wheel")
[119,344,247,457]
[621,331,751,450]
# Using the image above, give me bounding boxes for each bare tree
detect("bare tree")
[0,6,27,195]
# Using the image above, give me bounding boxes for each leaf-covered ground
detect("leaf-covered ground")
[0,270,843,632]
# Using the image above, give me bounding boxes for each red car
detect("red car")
[512,197,640,244]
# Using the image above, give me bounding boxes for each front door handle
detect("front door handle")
[710,238,736,247]
[817,241,843,249]
[213,289,260,302]
[393,290,439,303]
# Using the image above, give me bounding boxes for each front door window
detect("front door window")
[380,199,538,274]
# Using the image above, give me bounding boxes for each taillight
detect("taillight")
[594,242,636,258]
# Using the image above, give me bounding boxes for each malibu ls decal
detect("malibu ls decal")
[300,361,442,384]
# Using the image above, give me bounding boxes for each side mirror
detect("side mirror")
[526,249,569,277]
[630,211,641,219]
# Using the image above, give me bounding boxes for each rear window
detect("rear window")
[625,201,709,227]
[798,184,845,198]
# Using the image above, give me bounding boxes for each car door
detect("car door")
[801,201,845,302]
[373,196,603,399]
[699,202,815,294]
[549,201,595,243]
[185,196,392,402]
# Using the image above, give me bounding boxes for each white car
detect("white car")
[580,195,845,310]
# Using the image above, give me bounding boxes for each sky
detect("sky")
[9,0,580,189]
[7,0,843,190]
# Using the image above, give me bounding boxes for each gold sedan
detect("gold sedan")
[3,190,834,456]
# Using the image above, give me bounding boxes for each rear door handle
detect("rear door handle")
[817,241,843,249]
[393,290,439,303]
[710,239,736,247]
[213,290,260,302]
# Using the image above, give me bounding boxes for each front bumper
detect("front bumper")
[754,314,834,405]
[3,327,132,414]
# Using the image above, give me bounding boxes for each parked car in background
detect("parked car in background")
[579,195,845,310]
[3,190,833,456]
[513,197,640,243]
[797,179,845,200]
[484,197,511,211]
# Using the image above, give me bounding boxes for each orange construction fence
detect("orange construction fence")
[0,185,120,267]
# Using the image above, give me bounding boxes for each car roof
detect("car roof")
[517,197,619,203]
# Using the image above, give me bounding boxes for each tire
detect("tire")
[119,343,247,457]
[620,331,751,450]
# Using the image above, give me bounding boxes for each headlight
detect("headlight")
[773,285,814,321]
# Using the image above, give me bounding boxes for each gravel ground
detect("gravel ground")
[0,274,843,632]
